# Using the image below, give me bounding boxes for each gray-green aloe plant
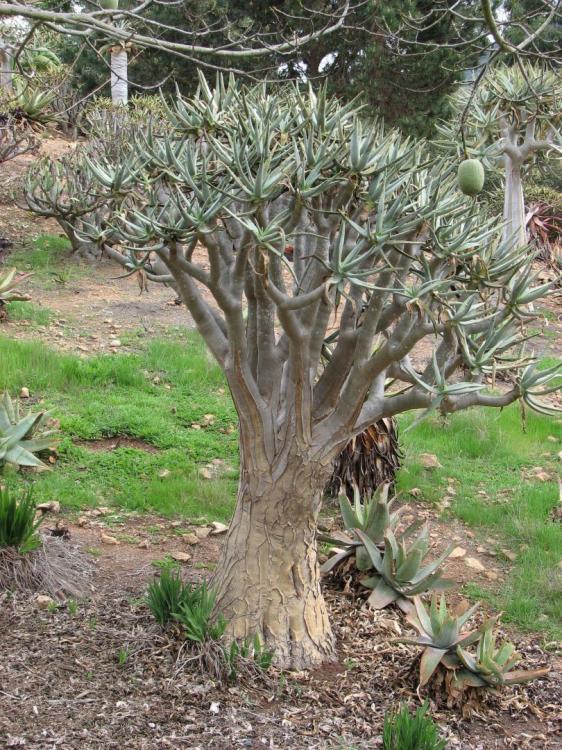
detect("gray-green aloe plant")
[445,621,550,694]
[399,595,483,686]
[0,392,57,471]
[320,483,401,573]
[22,74,561,669]
[356,527,454,610]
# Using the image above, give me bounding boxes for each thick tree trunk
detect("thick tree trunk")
[212,447,335,669]
[110,47,128,106]
[503,153,526,249]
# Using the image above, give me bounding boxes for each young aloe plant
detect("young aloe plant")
[449,622,549,690]
[356,526,454,610]
[320,483,400,573]
[0,392,57,471]
[0,268,32,311]
[399,595,483,686]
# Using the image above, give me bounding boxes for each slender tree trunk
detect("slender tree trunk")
[0,42,12,92]
[503,152,526,249]
[110,47,128,106]
[212,441,335,669]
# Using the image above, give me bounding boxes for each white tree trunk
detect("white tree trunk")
[0,42,12,92]
[110,47,128,106]
[502,152,526,250]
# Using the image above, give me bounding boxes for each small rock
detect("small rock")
[199,467,213,480]
[318,517,336,532]
[110,339,122,347]
[171,551,191,562]
[182,533,200,545]
[36,500,61,514]
[409,488,422,498]
[464,557,485,571]
[419,453,442,470]
[194,527,211,540]
[449,547,467,559]
[152,376,161,385]
[36,595,55,610]
[20,387,30,399]
[557,451,562,461]
[210,521,228,535]
[501,548,517,562]
[101,533,119,546]
[76,516,89,527]
[170,520,182,528]
[158,469,171,479]
[547,435,559,443]
[485,571,499,581]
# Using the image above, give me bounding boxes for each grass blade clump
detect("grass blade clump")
[0,485,41,552]
[382,701,446,750]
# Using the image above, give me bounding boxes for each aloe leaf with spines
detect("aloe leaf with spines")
[449,621,549,692]
[0,268,32,313]
[399,595,483,686]
[356,527,455,610]
[320,483,401,573]
[0,392,58,471]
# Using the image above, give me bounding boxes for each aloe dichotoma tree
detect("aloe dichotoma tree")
[66,77,561,668]
[437,64,561,249]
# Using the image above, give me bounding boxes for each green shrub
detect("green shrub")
[382,702,446,750]
[0,486,42,552]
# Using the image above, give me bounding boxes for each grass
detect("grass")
[9,234,87,288]
[0,332,238,523]
[397,405,561,640]
[5,301,54,326]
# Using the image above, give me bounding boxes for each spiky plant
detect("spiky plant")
[0,268,32,319]
[399,595,483,686]
[0,485,42,552]
[320,483,401,573]
[0,392,57,471]
[447,622,549,692]
[326,417,402,500]
[356,527,454,610]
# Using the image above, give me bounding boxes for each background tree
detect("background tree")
[47,76,558,668]
[437,64,561,249]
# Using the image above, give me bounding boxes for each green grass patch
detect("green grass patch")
[0,333,238,522]
[5,301,54,326]
[398,405,561,640]
[9,234,86,287]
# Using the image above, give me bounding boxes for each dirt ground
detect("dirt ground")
[0,507,560,750]
[1,138,561,749]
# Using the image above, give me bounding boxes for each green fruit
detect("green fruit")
[99,0,119,9]
[457,159,485,197]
